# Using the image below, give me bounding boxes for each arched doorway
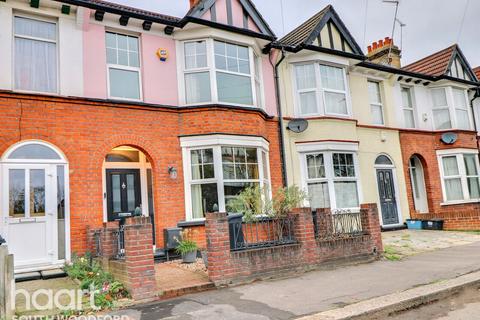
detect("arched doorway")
[103,146,156,245]
[408,155,429,213]
[374,154,401,226]
[1,140,70,271]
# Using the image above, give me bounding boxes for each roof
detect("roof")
[276,5,363,57]
[402,45,456,77]
[279,5,330,47]
[473,67,480,79]
[57,0,181,24]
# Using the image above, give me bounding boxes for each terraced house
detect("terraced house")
[271,5,480,230]
[0,0,282,272]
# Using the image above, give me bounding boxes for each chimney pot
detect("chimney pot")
[373,42,378,50]
[379,39,384,47]
[368,45,372,53]
[189,0,200,8]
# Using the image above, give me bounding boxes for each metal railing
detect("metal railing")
[93,230,102,257]
[228,214,297,251]
[112,224,126,259]
[314,209,366,240]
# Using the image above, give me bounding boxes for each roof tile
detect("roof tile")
[402,45,456,77]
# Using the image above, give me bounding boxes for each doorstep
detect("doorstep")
[15,268,66,282]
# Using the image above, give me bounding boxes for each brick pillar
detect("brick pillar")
[205,212,231,285]
[360,203,383,253]
[315,208,332,238]
[123,217,157,301]
[290,208,317,265]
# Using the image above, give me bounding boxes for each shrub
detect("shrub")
[175,229,198,255]
[64,253,129,310]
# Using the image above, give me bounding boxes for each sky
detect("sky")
[111,0,480,67]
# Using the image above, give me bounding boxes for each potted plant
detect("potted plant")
[175,229,198,263]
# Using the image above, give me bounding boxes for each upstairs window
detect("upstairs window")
[106,32,141,100]
[294,63,349,117]
[401,87,416,128]
[368,81,384,125]
[182,39,261,108]
[431,87,471,130]
[14,16,57,93]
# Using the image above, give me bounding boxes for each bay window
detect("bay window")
[438,151,480,204]
[14,16,57,93]
[294,63,349,117]
[368,81,384,125]
[182,39,262,107]
[304,151,360,210]
[401,86,416,128]
[182,136,270,221]
[106,32,141,100]
[431,87,472,130]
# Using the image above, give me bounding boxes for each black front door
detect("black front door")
[106,169,141,221]
[376,169,399,225]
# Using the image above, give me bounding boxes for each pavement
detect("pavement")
[107,230,480,320]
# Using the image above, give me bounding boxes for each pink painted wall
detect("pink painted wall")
[201,0,261,33]
[214,0,228,25]
[248,16,260,33]
[83,21,108,99]
[262,55,277,116]
[141,34,179,106]
[231,0,244,28]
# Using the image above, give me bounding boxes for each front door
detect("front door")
[376,169,399,225]
[2,165,57,268]
[106,169,141,221]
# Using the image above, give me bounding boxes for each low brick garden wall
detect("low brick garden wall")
[206,203,383,286]
[411,209,480,230]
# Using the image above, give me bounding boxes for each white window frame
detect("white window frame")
[180,135,270,221]
[368,80,385,125]
[292,62,351,118]
[437,149,480,205]
[105,31,143,102]
[452,87,471,130]
[430,87,473,130]
[179,38,263,109]
[13,14,59,95]
[400,86,416,128]
[297,142,361,212]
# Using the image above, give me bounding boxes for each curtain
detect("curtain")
[185,72,211,104]
[15,38,57,93]
[444,178,463,201]
[334,181,359,208]
[433,109,452,130]
[324,92,347,114]
[456,109,470,129]
[308,182,330,209]
[191,185,204,219]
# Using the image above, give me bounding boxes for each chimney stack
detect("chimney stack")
[189,0,201,8]
[366,37,402,68]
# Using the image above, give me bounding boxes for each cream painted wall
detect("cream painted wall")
[0,0,84,96]
[278,50,410,224]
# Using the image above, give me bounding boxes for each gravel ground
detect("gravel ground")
[164,258,207,273]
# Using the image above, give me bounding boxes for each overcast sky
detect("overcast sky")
[112,0,480,67]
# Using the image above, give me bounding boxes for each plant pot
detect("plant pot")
[201,250,208,268]
[182,250,197,263]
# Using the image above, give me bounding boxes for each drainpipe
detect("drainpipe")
[270,48,287,187]
[470,87,480,163]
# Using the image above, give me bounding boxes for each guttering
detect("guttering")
[270,49,288,187]
[469,87,480,164]
[265,42,366,61]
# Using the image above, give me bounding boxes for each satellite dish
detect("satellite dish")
[287,119,309,133]
[441,132,458,145]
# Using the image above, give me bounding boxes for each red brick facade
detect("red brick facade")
[399,130,480,228]
[205,204,382,286]
[0,91,283,254]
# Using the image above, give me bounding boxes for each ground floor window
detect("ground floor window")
[181,135,270,221]
[302,150,360,211]
[438,150,480,204]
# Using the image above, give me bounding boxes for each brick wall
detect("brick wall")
[399,130,480,227]
[205,204,382,286]
[0,92,282,254]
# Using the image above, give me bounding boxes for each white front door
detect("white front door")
[1,164,58,269]
[409,156,429,213]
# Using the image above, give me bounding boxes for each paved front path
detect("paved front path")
[110,232,480,320]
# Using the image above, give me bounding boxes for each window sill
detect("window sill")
[177,219,206,227]
[440,199,480,206]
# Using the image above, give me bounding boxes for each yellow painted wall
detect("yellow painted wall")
[278,52,410,223]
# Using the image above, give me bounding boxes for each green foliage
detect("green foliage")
[383,245,402,261]
[64,253,129,310]
[226,185,308,220]
[175,229,198,255]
